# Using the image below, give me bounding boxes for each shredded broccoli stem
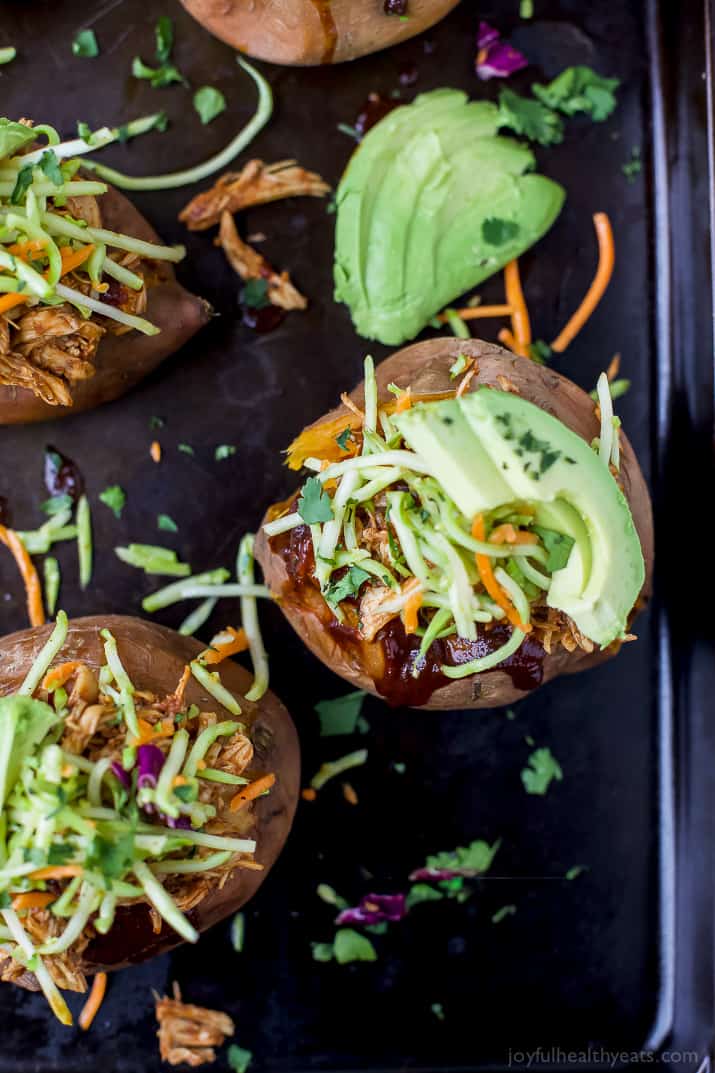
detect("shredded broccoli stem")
[445,308,471,339]
[262,511,302,538]
[362,355,378,438]
[81,59,272,192]
[153,730,189,818]
[311,749,368,791]
[190,662,242,717]
[142,569,230,613]
[17,510,76,555]
[132,860,199,943]
[237,534,270,702]
[43,211,184,263]
[178,583,270,601]
[596,372,614,469]
[76,495,92,589]
[183,721,240,778]
[55,282,160,335]
[37,882,98,955]
[43,558,60,617]
[18,611,68,696]
[1,909,72,1024]
[100,629,139,740]
[179,597,217,636]
[150,850,233,874]
[441,627,525,678]
[198,768,249,786]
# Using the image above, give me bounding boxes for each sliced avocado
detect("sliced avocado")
[395,390,644,647]
[334,89,565,346]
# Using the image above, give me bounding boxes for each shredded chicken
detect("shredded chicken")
[358,583,401,642]
[155,982,235,1067]
[217,211,307,311]
[0,911,89,994]
[530,606,595,656]
[0,349,72,406]
[179,158,330,231]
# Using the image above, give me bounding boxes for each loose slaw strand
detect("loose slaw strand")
[0,908,72,1025]
[100,629,139,740]
[18,611,68,696]
[551,213,615,352]
[438,304,513,322]
[190,661,242,716]
[179,597,217,636]
[43,557,60,616]
[441,626,525,678]
[76,495,92,590]
[142,569,230,613]
[504,260,531,358]
[81,59,273,192]
[54,282,160,336]
[132,860,198,943]
[0,524,46,626]
[596,371,615,468]
[237,535,269,702]
[79,972,107,1031]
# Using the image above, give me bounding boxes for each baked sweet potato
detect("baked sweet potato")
[255,339,654,710]
[0,185,209,426]
[0,615,299,1001]
[179,0,461,65]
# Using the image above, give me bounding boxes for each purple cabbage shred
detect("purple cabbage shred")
[476,22,528,81]
[336,892,407,926]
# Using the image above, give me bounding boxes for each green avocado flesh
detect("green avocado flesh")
[393,390,645,647]
[333,89,566,346]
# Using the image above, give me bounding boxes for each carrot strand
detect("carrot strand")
[0,524,46,627]
[504,260,531,358]
[79,973,107,1031]
[472,515,530,633]
[438,304,513,323]
[551,212,615,352]
[229,772,276,813]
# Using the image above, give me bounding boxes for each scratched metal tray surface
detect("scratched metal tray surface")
[1,1,713,1070]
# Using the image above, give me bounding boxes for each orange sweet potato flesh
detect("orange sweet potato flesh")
[179,0,460,65]
[255,339,655,711]
[0,186,210,425]
[0,615,300,973]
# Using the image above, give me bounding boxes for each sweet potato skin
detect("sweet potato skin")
[255,339,655,711]
[0,186,210,426]
[0,615,300,972]
[179,0,460,65]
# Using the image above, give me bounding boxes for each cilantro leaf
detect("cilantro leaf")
[426,839,500,875]
[333,928,378,964]
[622,147,641,183]
[10,165,34,205]
[297,476,333,524]
[157,513,178,533]
[405,883,444,910]
[532,526,574,572]
[242,278,270,309]
[482,217,520,246]
[86,831,135,879]
[214,444,236,461]
[498,87,564,146]
[565,864,587,880]
[155,16,174,63]
[227,1045,253,1073]
[41,494,73,516]
[324,566,370,608]
[72,29,99,58]
[39,150,63,187]
[336,427,353,452]
[532,66,620,122]
[315,691,367,736]
[311,942,335,962]
[132,56,186,89]
[48,842,75,866]
[149,415,165,430]
[529,339,552,364]
[194,86,227,125]
[449,353,471,379]
[521,746,563,795]
[589,378,630,402]
[99,485,126,519]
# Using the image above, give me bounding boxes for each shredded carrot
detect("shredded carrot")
[79,973,107,1032]
[319,459,331,471]
[132,717,175,746]
[11,891,55,911]
[0,243,95,315]
[41,661,82,691]
[395,387,412,413]
[171,664,191,706]
[472,515,530,633]
[150,441,162,463]
[29,865,83,881]
[438,304,513,323]
[173,775,188,787]
[196,759,207,771]
[489,524,538,546]
[403,588,423,634]
[0,524,46,627]
[6,239,47,260]
[342,782,358,806]
[504,260,531,358]
[551,213,615,352]
[202,627,249,665]
[497,327,517,352]
[229,772,276,813]
[607,353,620,381]
[301,787,317,802]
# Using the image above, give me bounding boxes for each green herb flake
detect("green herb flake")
[565,864,587,880]
[449,353,471,379]
[72,29,99,58]
[194,86,227,125]
[533,526,575,572]
[242,278,270,309]
[297,476,334,524]
[10,165,34,206]
[521,746,563,796]
[316,883,349,910]
[622,146,642,183]
[214,444,237,461]
[131,56,186,89]
[333,928,378,964]
[529,339,553,364]
[505,708,516,720]
[324,565,370,608]
[532,66,620,122]
[498,87,564,146]
[157,513,178,533]
[482,217,520,246]
[227,1044,253,1073]
[392,761,406,774]
[590,377,631,401]
[520,0,534,16]
[155,16,174,62]
[86,831,135,879]
[336,427,353,452]
[99,485,126,519]
[491,904,517,924]
[39,150,63,187]
[405,883,444,910]
[230,911,245,952]
[315,690,367,737]
[41,494,73,516]
[431,1002,446,1021]
[178,443,195,456]
[311,941,335,963]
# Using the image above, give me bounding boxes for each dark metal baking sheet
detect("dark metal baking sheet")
[1,1,713,1069]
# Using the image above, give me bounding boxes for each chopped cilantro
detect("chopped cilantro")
[194,86,227,125]
[426,839,500,875]
[315,691,368,736]
[337,123,361,142]
[532,66,620,122]
[99,485,126,519]
[482,217,520,246]
[242,278,270,309]
[334,928,377,964]
[39,150,63,187]
[132,56,186,88]
[311,941,335,962]
[47,842,76,866]
[622,146,642,183]
[316,884,349,910]
[533,526,574,572]
[491,904,516,923]
[431,1002,446,1021]
[0,892,10,909]
[565,864,587,880]
[86,831,135,879]
[72,29,99,58]
[336,427,353,452]
[157,513,178,533]
[324,566,370,608]
[41,494,73,516]
[10,165,34,205]
[155,16,173,63]
[498,87,564,146]
[227,1044,253,1073]
[449,353,471,379]
[589,377,630,401]
[506,557,540,600]
[505,708,516,720]
[178,443,195,456]
[392,761,406,774]
[297,476,333,524]
[149,416,165,430]
[405,883,444,910]
[529,339,552,364]
[521,747,563,795]
[214,445,237,461]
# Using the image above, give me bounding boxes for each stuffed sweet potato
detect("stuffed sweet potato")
[0,119,208,425]
[256,339,654,710]
[0,614,299,1024]
[179,0,460,65]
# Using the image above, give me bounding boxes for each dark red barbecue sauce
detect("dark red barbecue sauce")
[241,304,286,334]
[271,519,545,707]
[354,93,400,139]
[44,446,84,503]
